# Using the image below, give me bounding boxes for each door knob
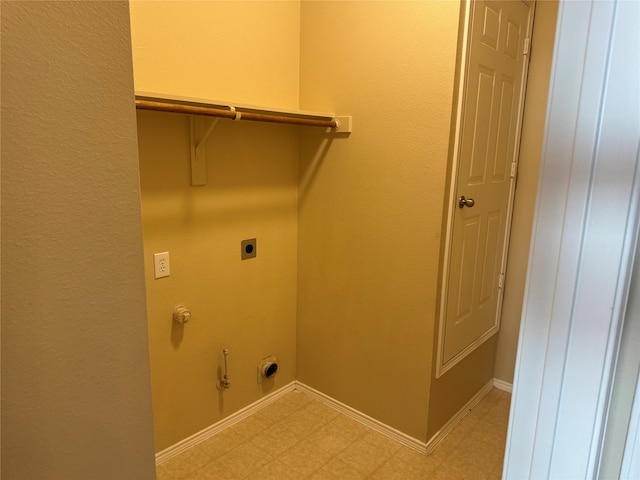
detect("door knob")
[458,196,475,208]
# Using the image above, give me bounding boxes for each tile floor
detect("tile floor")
[156,388,511,480]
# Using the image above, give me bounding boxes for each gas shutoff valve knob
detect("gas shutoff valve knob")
[173,305,191,324]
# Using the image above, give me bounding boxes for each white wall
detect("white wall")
[1,2,156,478]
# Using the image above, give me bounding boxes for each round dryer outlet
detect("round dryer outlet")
[257,355,278,383]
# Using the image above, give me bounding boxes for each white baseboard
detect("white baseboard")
[424,379,495,454]
[493,378,513,393]
[294,382,428,454]
[156,377,504,464]
[155,382,297,465]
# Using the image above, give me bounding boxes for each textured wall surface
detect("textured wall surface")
[130,1,302,452]
[129,0,557,450]
[297,1,459,441]
[1,2,156,478]
[137,112,299,452]
[129,1,301,109]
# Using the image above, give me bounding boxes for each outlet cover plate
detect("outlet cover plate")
[241,239,257,260]
[153,252,170,279]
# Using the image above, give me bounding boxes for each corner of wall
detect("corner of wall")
[493,0,559,384]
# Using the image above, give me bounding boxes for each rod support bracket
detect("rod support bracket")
[332,116,352,134]
[190,117,219,186]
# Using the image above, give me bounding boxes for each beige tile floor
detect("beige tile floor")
[156,388,511,480]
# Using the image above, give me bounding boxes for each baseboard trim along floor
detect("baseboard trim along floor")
[424,380,495,454]
[155,382,297,465]
[493,378,513,393]
[155,378,499,465]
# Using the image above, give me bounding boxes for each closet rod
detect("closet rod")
[135,100,338,129]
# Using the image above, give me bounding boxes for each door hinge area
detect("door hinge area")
[523,37,531,55]
[499,273,505,289]
[511,161,518,178]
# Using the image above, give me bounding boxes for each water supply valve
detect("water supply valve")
[173,305,191,324]
[217,348,231,390]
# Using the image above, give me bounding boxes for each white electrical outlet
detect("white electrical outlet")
[153,252,170,279]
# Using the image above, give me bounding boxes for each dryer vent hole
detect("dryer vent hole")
[264,363,278,377]
[258,356,278,383]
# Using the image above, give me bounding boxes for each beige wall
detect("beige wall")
[129,1,300,110]
[427,338,497,438]
[130,2,302,451]
[297,1,460,441]
[1,2,156,478]
[494,0,559,383]
[138,113,299,451]
[131,0,558,450]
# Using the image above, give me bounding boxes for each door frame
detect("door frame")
[505,0,640,476]
[435,0,536,378]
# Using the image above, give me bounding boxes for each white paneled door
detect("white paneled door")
[438,0,534,376]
